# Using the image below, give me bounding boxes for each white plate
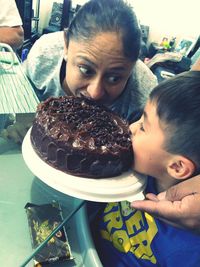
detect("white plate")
[22,129,147,202]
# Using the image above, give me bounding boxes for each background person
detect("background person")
[0,0,24,50]
[0,0,24,131]
[95,71,200,266]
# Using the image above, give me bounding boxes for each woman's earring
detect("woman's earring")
[64,54,68,62]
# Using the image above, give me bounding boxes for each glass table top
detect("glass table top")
[0,137,102,267]
[0,56,102,266]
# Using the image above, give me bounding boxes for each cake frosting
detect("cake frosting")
[30,96,133,178]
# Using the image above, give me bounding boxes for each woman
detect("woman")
[24,0,157,123]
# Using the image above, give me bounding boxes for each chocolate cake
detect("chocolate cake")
[30,96,133,178]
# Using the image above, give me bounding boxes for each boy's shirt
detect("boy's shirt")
[98,177,200,267]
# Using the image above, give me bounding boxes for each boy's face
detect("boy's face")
[130,100,172,179]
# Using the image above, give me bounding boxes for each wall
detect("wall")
[38,0,63,34]
[130,0,199,46]
[38,0,88,34]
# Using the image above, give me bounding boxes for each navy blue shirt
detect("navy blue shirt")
[97,177,200,266]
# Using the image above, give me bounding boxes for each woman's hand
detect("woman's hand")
[191,58,200,71]
[131,175,200,232]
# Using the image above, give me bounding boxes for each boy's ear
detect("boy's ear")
[63,31,68,60]
[167,156,196,180]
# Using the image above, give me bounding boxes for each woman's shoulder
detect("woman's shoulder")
[23,31,64,91]
[24,31,64,70]
[31,31,65,55]
[38,31,64,42]
[134,59,158,86]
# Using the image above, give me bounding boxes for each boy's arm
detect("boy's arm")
[131,175,200,233]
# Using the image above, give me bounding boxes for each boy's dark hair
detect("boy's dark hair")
[65,0,141,62]
[149,71,200,170]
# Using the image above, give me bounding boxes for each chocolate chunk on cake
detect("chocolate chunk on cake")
[30,96,133,178]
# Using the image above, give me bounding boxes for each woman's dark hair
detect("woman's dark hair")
[65,0,141,62]
[149,71,200,170]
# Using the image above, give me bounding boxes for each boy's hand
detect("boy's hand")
[131,175,200,233]
[0,113,34,144]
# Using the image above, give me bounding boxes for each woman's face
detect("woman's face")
[64,32,135,105]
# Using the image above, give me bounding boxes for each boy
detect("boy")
[95,71,200,266]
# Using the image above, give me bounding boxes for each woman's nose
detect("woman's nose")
[86,78,105,100]
[129,123,137,136]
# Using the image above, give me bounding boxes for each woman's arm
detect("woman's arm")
[131,175,200,232]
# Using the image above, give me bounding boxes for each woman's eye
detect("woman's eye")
[106,75,121,84]
[79,66,94,76]
[139,122,145,132]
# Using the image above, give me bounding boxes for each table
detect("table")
[0,56,102,267]
[0,138,102,267]
[0,51,39,114]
